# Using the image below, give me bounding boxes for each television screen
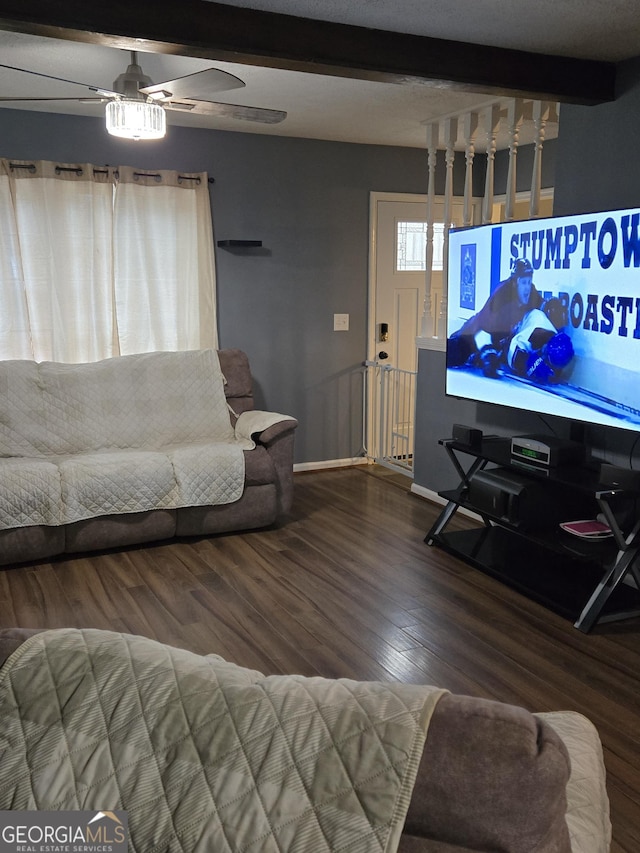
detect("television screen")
[445,206,640,433]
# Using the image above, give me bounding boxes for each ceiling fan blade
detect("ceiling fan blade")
[140,68,246,101]
[165,99,287,124]
[0,96,108,103]
[0,62,118,98]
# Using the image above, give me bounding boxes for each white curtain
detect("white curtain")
[0,159,217,363]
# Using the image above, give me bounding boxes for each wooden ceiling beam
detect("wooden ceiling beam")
[0,0,616,105]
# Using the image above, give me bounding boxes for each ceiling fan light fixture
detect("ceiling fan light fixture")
[105,99,166,141]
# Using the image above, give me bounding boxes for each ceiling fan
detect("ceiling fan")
[0,50,287,139]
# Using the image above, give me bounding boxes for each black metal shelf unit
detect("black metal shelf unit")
[426,436,640,632]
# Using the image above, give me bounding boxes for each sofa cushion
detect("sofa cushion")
[64,509,177,554]
[58,450,178,522]
[56,443,248,524]
[166,443,246,504]
[218,348,253,416]
[0,525,65,565]
[0,457,62,527]
[176,484,278,535]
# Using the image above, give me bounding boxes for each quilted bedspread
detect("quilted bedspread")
[0,629,446,853]
[0,349,281,529]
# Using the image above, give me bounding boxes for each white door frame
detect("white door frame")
[367,191,430,366]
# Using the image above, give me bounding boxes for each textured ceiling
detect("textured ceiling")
[209,0,640,62]
[0,1,637,148]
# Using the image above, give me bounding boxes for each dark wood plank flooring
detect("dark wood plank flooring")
[1,465,638,852]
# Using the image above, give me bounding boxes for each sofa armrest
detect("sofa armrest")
[235,411,298,516]
[399,693,573,853]
[253,419,299,446]
[234,410,297,444]
[536,711,612,853]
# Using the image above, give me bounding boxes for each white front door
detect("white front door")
[369,192,468,365]
[371,195,428,370]
[367,192,467,468]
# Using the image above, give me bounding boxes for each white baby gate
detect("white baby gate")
[364,361,417,476]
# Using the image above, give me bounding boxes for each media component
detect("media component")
[510,434,586,468]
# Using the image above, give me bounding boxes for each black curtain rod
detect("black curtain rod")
[56,166,83,175]
[132,172,215,184]
[9,163,214,183]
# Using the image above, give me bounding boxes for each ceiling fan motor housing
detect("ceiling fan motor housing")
[113,54,153,100]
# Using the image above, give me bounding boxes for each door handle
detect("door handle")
[378,351,389,360]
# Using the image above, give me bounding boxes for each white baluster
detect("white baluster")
[482,104,501,224]
[529,101,552,218]
[438,117,457,339]
[463,112,479,227]
[420,122,439,338]
[505,98,525,222]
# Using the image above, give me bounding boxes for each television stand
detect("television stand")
[425,436,640,632]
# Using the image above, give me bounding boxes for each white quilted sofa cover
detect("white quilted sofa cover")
[537,711,612,853]
[0,349,277,528]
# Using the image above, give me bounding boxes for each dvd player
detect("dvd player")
[510,434,586,468]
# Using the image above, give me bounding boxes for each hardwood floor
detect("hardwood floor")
[1,464,639,851]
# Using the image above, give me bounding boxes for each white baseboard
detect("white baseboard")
[410,482,442,504]
[294,457,369,473]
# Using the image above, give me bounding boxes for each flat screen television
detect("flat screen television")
[445,205,640,434]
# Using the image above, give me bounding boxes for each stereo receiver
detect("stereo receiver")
[510,434,586,468]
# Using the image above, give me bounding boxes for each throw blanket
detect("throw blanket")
[0,630,446,853]
[0,349,237,456]
[0,350,261,528]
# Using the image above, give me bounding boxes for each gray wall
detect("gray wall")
[553,57,640,216]
[0,108,472,466]
[414,57,640,494]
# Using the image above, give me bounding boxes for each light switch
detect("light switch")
[334,313,349,331]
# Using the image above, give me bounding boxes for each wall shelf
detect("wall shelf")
[217,240,262,248]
